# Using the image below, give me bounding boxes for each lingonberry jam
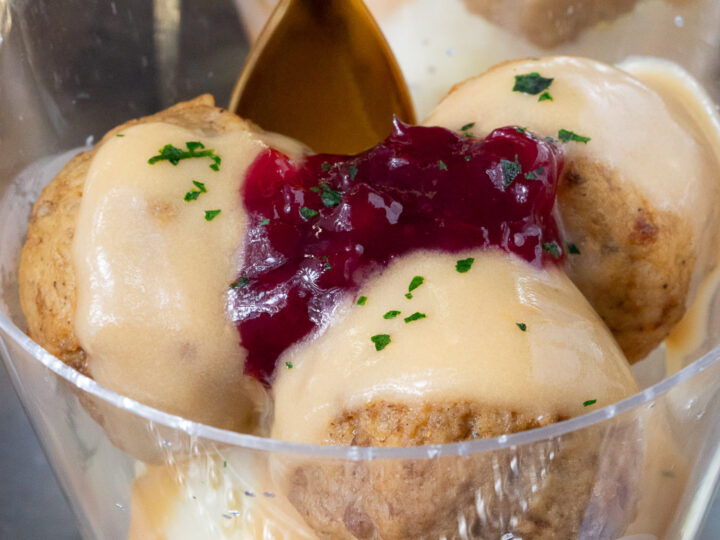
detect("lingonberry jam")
[232,120,564,384]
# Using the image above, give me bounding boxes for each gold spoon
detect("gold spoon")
[229,0,416,154]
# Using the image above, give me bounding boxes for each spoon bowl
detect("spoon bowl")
[229,0,415,154]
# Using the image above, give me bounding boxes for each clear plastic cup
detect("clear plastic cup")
[1,1,719,538]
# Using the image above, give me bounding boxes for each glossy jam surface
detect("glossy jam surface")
[232,120,564,383]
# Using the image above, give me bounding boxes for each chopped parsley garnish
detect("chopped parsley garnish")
[285,361,294,369]
[516,322,527,332]
[460,122,475,132]
[455,257,475,273]
[464,155,471,162]
[259,218,270,226]
[116,133,125,137]
[230,276,249,289]
[321,255,332,270]
[405,275,425,299]
[501,154,522,187]
[184,180,207,202]
[383,310,401,319]
[321,161,332,171]
[148,141,222,170]
[404,312,426,323]
[558,129,591,144]
[357,296,368,306]
[542,241,561,259]
[524,166,544,180]
[205,209,221,221]
[438,160,448,171]
[513,72,554,95]
[310,183,342,207]
[223,460,227,468]
[348,164,358,180]
[514,126,527,134]
[567,242,581,255]
[371,334,391,351]
[300,206,319,219]
[538,91,553,102]
[583,399,597,407]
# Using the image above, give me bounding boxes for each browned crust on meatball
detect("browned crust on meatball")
[287,401,639,539]
[558,158,695,362]
[18,95,250,373]
[463,0,640,48]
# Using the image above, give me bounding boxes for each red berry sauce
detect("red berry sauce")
[232,119,564,384]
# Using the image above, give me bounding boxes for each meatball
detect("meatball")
[271,250,639,538]
[424,56,720,362]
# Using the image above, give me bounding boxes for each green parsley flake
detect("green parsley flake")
[321,162,332,171]
[501,154,522,187]
[230,276,249,289]
[542,242,561,259]
[558,129,591,144]
[285,361,294,369]
[383,310,401,319]
[524,166,544,180]
[405,275,424,299]
[259,218,270,226]
[223,460,227,468]
[538,91,553,102]
[300,206,319,219]
[514,126,527,134]
[567,243,581,255]
[357,296,368,306]
[371,334,391,351]
[460,122,475,132]
[464,155,471,162]
[148,141,222,170]
[311,183,342,207]
[205,209,221,221]
[404,312,426,323]
[322,256,332,270]
[348,165,358,180]
[583,399,597,407]
[513,72,554,95]
[516,322,527,331]
[456,257,475,273]
[184,180,207,202]
[438,160,448,171]
[116,133,125,137]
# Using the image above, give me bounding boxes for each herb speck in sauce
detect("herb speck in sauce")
[542,241,561,259]
[558,129,591,144]
[583,399,597,407]
[405,275,425,299]
[383,310,401,319]
[513,72,554,96]
[357,296,368,306]
[148,141,222,170]
[204,209,221,221]
[516,322,527,331]
[456,257,475,273]
[404,312,426,323]
[371,334,391,351]
[501,154,522,187]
